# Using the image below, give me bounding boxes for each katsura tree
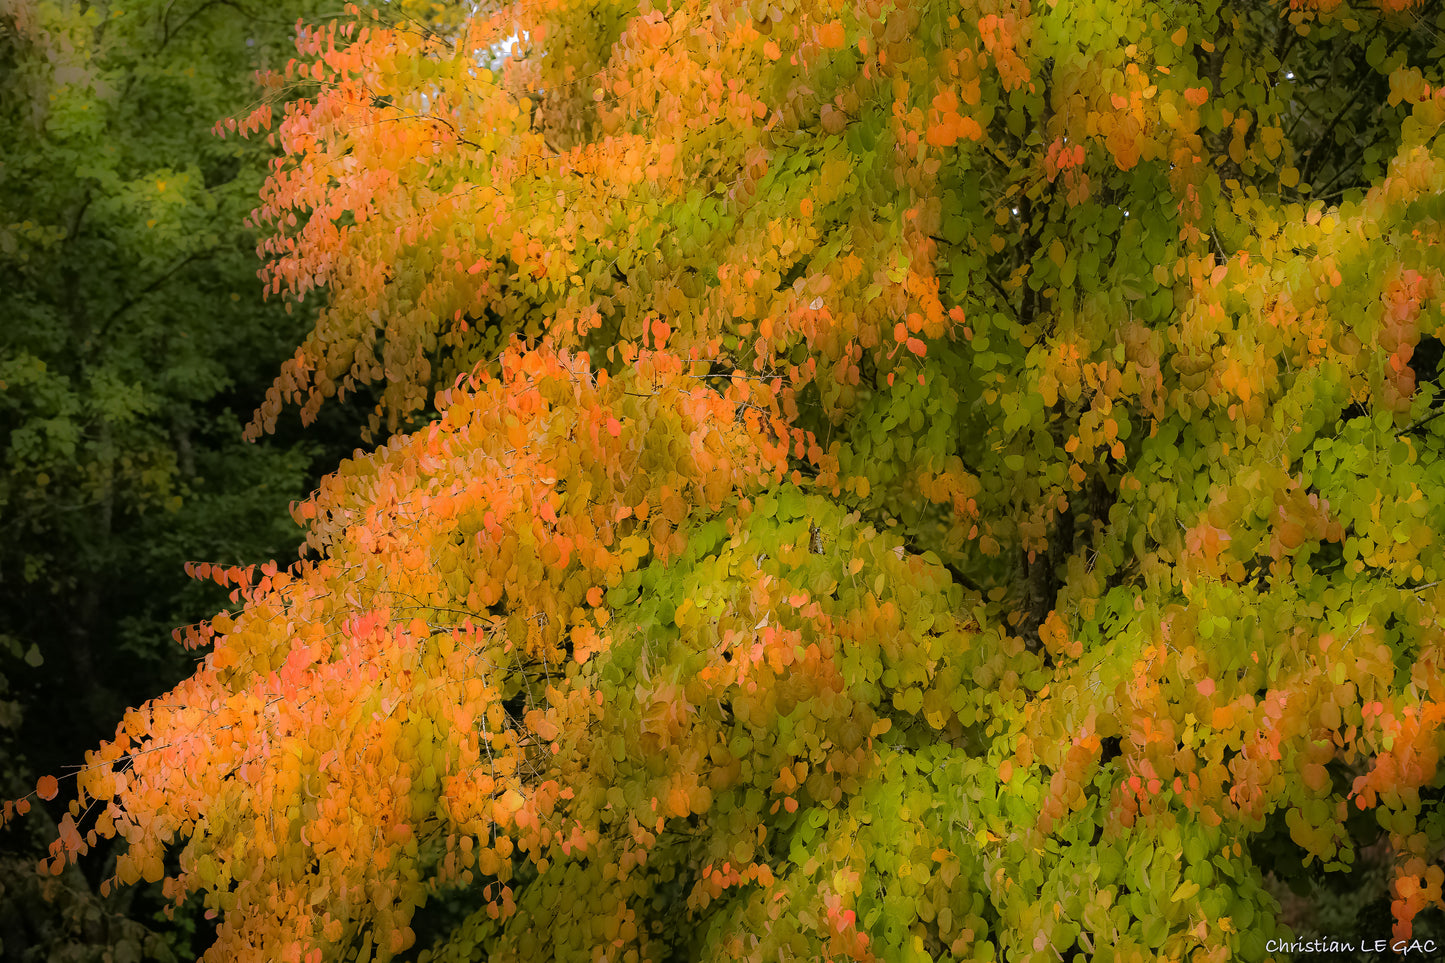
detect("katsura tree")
[11,0,1445,960]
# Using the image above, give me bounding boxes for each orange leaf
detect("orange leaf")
[957,116,984,141]
[36,775,58,801]
[819,20,846,49]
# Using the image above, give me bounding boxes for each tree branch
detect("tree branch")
[97,248,217,338]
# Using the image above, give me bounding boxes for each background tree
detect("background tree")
[0,0,381,958]
[11,0,1445,961]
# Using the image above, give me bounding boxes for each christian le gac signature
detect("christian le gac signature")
[1265,937,1439,956]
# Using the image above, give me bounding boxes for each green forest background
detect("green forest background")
[0,2,395,957]
[0,1,1428,960]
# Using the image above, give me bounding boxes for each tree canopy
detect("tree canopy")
[10,0,1445,960]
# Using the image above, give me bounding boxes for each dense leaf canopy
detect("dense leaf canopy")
[11,0,1445,960]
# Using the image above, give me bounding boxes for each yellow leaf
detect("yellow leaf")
[1171,880,1201,902]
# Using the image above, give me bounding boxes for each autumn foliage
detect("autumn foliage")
[11,0,1445,960]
